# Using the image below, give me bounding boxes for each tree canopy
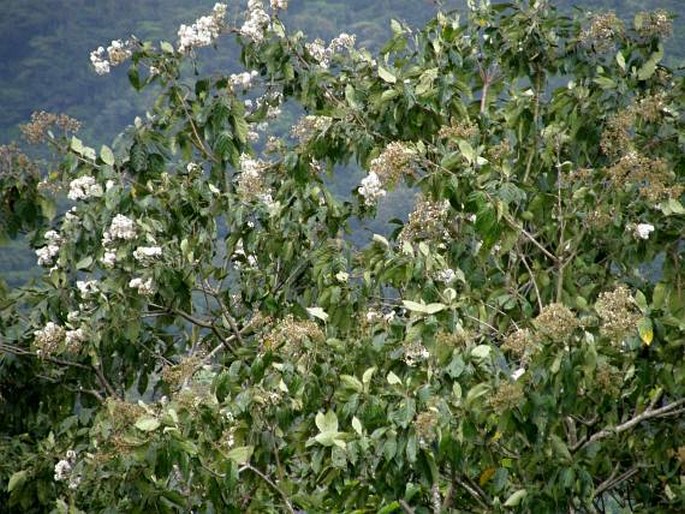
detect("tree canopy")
[1,1,683,512]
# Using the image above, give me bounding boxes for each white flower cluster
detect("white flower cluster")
[335,271,349,283]
[633,222,655,240]
[101,214,136,267]
[54,450,80,489]
[403,341,430,367]
[229,70,259,90]
[103,214,136,243]
[358,171,386,206]
[68,175,103,201]
[232,239,258,269]
[36,230,62,267]
[177,3,227,53]
[435,268,457,284]
[270,0,288,10]
[65,328,87,350]
[34,322,65,356]
[90,39,134,75]
[133,246,163,265]
[306,39,330,68]
[241,0,271,43]
[366,308,395,324]
[305,33,356,69]
[76,280,99,298]
[129,277,155,296]
[328,33,356,52]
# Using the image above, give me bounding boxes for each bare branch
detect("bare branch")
[239,463,295,514]
[574,398,685,452]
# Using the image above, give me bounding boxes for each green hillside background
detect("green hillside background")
[1,0,683,287]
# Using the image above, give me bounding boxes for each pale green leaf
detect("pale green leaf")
[504,488,527,507]
[7,470,28,493]
[135,416,160,432]
[387,371,402,385]
[638,317,653,346]
[402,300,446,315]
[306,306,329,322]
[315,410,338,433]
[100,145,115,165]
[226,445,254,465]
[471,344,492,360]
[378,64,397,84]
[352,416,363,435]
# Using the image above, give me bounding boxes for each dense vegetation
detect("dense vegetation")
[1,0,684,512]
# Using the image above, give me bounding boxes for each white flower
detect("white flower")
[240,1,270,43]
[133,246,163,264]
[436,268,457,283]
[129,277,155,296]
[305,39,330,68]
[36,245,60,266]
[177,3,227,53]
[511,368,526,381]
[101,250,117,268]
[65,328,87,348]
[270,0,288,10]
[358,171,386,206]
[76,280,99,297]
[105,214,136,241]
[69,176,103,201]
[634,223,655,240]
[335,271,349,283]
[328,33,356,52]
[229,70,259,90]
[54,460,72,482]
[89,47,110,75]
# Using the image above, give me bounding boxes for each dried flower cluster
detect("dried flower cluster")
[291,115,333,144]
[263,315,325,352]
[488,383,523,413]
[595,285,640,342]
[604,152,682,203]
[636,9,673,39]
[162,355,203,387]
[236,153,276,208]
[438,119,479,141]
[501,328,536,360]
[534,303,579,342]
[369,142,415,187]
[435,329,470,349]
[583,12,624,53]
[20,111,81,144]
[414,409,439,447]
[403,340,430,367]
[398,195,451,244]
[133,245,163,266]
[599,110,633,158]
[595,363,620,396]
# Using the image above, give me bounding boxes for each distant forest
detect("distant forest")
[1,0,683,286]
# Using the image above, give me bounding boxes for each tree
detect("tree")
[1,1,683,512]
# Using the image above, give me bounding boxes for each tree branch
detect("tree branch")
[239,463,295,514]
[573,398,685,452]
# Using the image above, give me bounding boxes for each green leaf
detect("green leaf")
[637,44,664,81]
[471,344,491,360]
[387,371,402,385]
[638,317,653,346]
[75,256,93,270]
[315,410,338,433]
[457,139,476,165]
[340,374,363,393]
[504,488,527,507]
[362,367,376,386]
[352,416,363,435]
[70,136,84,155]
[226,446,254,465]
[660,198,685,216]
[378,64,397,84]
[135,416,160,432]
[160,41,175,54]
[100,145,115,165]
[402,300,446,315]
[7,470,28,493]
[616,51,626,71]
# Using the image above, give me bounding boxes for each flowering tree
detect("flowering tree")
[1,1,684,512]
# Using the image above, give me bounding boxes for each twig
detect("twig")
[399,499,416,514]
[593,466,640,499]
[454,475,490,510]
[573,398,685,452]
[518,249,543,311]
[239,463,295,514]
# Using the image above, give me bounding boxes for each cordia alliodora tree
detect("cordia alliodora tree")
[1,1,683,512]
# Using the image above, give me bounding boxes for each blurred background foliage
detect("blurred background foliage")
[0,0,683,287]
